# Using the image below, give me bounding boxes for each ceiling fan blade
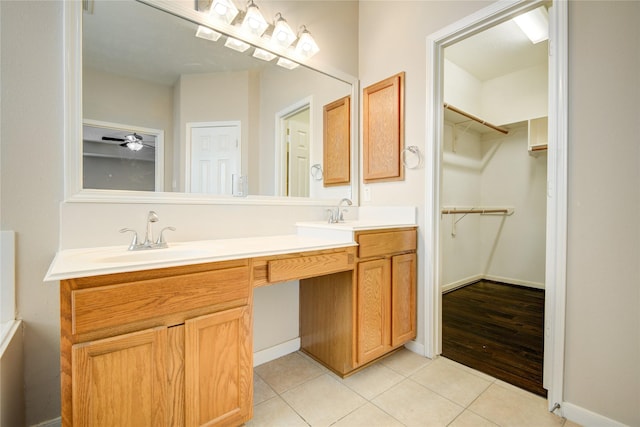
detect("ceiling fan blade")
[102,136,125,142]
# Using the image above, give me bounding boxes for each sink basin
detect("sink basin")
[98,247,214,264]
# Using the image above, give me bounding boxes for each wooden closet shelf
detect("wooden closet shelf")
[444,103,509,135]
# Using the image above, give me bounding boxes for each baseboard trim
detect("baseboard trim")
[31,418,61,427]
[442,274,545,293]
[561,402,628,427]
[404,340,426,357]
[253,338,301,367]
[441,274,483,293]
[484,274,545,290]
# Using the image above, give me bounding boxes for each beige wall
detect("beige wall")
[1,1,65,425]
[564,1,639,425]
[1,0,639,426]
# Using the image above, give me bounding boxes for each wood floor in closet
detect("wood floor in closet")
[442,280,546,397]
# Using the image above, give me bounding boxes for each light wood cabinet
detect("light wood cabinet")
[300,227,417,376]
[355,229,417,366]
[185,307,252,427]
[72,327,169,426]
[363,72,405,183]
[356,258,391,363]
[60,260,252,427]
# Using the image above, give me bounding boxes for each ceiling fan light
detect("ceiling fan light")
[253,48,276,61]
[294,27,319,59]
[242,1,268,37]
[210,0,239,24]
[224,36,251,52]
[124,134,144,151]
[271,13,296,48]
[126,141,144,151]
[195,25,222,42]
[276,57,299,70]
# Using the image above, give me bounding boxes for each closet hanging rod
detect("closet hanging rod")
[443,103,509,135]
[441,208,512,215]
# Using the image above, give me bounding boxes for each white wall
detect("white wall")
[440,123,546,290]
[440,122,483,287]
[479,125,546,287]
[481,64,547,125]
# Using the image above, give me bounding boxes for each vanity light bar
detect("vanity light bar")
[200,0,320,63]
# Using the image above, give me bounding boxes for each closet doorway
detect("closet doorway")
[438,6,549,396]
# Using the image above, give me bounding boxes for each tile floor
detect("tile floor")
[249,348,581,427]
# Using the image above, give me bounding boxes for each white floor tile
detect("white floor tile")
[281,374,366,426]
[372,379,464,426]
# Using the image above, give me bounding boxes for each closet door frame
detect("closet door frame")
[424,0,568,415]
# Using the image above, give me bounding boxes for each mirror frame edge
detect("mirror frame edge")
[64,0,360,206]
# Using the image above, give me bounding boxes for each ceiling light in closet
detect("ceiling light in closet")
[513,6,548,44]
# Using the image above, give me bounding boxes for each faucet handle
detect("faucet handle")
[119,228,139,250]
[156,226,176,246]
[326,209,336,223]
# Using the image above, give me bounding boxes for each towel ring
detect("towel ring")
[310,164,323,181]
[402,146,422,169]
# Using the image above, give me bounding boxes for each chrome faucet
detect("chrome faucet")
[143,211,159,246]
[328,198,352,223]
[120,210,175,250]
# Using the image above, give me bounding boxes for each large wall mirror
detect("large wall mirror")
[66,0,358,204]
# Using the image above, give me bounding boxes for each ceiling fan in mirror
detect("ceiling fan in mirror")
[101,133,154,151]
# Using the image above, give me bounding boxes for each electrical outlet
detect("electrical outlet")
[363,187,371,202]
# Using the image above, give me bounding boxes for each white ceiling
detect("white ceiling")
[444,16,548,82]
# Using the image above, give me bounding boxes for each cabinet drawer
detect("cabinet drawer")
[71,266,250,336]
[357,229,416,259]
[268,251,355,283]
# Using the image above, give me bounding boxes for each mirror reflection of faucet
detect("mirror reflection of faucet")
[120,211,175,251]
[327,198,352,223]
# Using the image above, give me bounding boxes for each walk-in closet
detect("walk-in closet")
[439,6,549,396]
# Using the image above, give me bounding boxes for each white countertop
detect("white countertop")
[45,206,418,282]
[44,234,357,282]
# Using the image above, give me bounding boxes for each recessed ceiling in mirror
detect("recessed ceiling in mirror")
[81,0,353,200]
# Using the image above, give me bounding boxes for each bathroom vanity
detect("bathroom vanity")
[47,223,416,427]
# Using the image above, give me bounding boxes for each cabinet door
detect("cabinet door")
[185,306,252,427]
[357,258,391,364]
[72,327,168,427]
[391,253,417,346]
